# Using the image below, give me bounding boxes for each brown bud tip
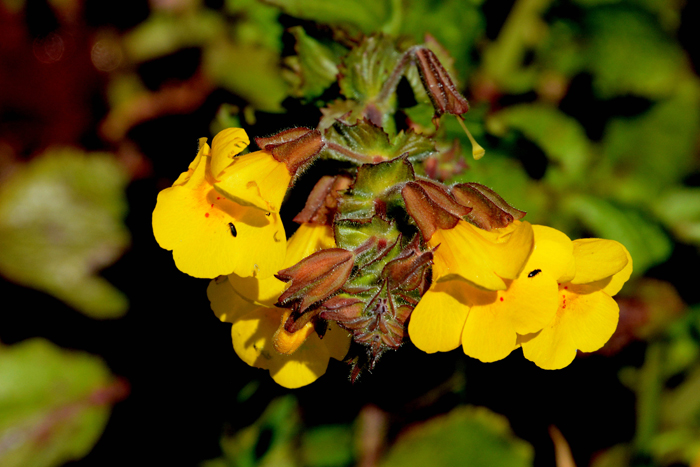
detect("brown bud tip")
[413,47,470,117]
[255,127,325,175]
[402,182,462,241]
[451,183,526,230]
[382,241,433,293]
[293,174,353,225]
[276,248,355,314]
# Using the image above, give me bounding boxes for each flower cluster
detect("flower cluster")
[152,41,632,387]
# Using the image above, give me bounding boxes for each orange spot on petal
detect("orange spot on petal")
[205,213,209,218]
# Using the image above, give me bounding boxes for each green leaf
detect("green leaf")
[652,188,700,245]
[123,10,226,63]
[0,148,130,318]
[564,195,672,275]
[262,0,391,34]
[584,5,686,98]
[286,26,343,101]
[0,339,123,467]
[487,104,592,186]
[379,406,533,467]
[203,396,301,467]
[602,80,700,198]
[205,41,290,113]
[301,425,354,467]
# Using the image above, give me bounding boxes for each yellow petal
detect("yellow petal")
[431,220,534,290]
[461,296,518,363]
[173,140,208,186]
[408,281,470,353]
[273,310,316,355]
[228,223,336,306]
[570,238,629,284]
[230,306,349,388]
[460,271,558,362]
[152,154,286,278]
[214,151,292,213]
[207,275,258,323]
[210,128,250,179]
[526,225,576,283]
[603,244,633,296]
[521,285,619,369]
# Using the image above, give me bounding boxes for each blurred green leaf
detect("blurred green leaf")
[652,188,700,245]
[123,9,225,62]
[205,41,289,112]
[602,80,700,201]
[203,396,300,467]
[0,338,123,467]
[487,104,592,186]
[301,425,354,467]
[224,0,285,53]
[379,406,533,467]
[584,5,685,98]
[0,148,130,318]
[564,195,672,275]
[285,26,342,101]
[262,0,391,34]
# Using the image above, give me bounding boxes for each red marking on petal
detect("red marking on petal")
[205,213,210,218]
[499,297,504,302]
[564,286,568,289]
[217,197,221,200]
[211,203,214,208]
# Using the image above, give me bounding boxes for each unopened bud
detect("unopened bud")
[255,127,325,175]
[402,181,469,241]
[276,248,355,314]
[413,47,470,118]
[293,174,353,226]
[451,182,526,230]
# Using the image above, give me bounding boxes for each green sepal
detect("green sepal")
[338,155,416,219]
[338,34,401,101]
[335,217,400,268]
[322,119,436,164]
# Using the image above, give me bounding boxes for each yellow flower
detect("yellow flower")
[208,223,351,388]
[410,224,561,362]
[430,220,535,290]
[152,128,287,279]
[519,236,633,369]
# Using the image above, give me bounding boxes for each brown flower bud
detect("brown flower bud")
[293,174,353,226]
[401,181,469,241]
[451,182,526,231]
[413,47,470,118]
[255,127,325,175]
[276,248,355,314]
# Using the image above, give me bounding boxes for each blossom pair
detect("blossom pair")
[409,222,632,369]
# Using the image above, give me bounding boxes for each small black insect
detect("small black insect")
[527,269,542,278]
[228,222,237,237]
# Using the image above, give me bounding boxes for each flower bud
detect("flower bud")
[255,127,325,175]
[293,174,353,226]
[401,181,469,241]
[275,248,355,314]
[413,47,470,118]
[451,182,526,231]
